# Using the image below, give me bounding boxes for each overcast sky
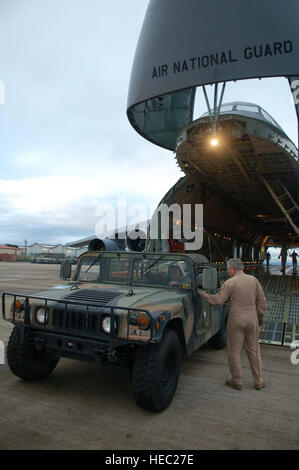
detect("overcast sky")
[0,0,298,246]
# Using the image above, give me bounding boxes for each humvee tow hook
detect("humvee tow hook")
[94,348,118,363]
[94,349,104,363]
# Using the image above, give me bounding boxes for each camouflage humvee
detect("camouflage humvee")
[3,251,228,412]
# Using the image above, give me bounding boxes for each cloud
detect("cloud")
[0,0,179,244]
[0,150,183,244]
[0,1,297,247]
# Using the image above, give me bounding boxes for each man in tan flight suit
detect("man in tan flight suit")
[198,258,267,391]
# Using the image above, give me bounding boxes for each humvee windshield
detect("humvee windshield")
[76,255,129,284]
[132,258,191,288]
[76,254,192,289]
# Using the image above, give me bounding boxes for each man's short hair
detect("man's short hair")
[227,258,244,271]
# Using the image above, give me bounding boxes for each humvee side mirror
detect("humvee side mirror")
[60,259,72,280]
[202,267,217,290]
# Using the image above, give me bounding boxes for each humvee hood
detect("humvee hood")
[33,283,190,315]
[110,286,189,313]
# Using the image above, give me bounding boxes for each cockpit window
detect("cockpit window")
[219,104,234,112]
[201,101,285,133]
[236,104,259,114]
[260,108,281,128]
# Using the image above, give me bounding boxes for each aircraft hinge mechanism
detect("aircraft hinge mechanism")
[202,82,226,138]
[261,178,299,236]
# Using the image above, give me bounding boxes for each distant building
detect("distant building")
[24,243,86,258]
[64,246,86,258]
[0,245,21,262]
[51,244,65,255]
[27,243,55,256]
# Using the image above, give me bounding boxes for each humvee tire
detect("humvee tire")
[208,309,228,350]
[132,329,181,412]
[7,327,59,381]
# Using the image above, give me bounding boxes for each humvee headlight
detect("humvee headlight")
[136,312,151,330]
[129,311,138,325]
[129,311,151,330]
[36,308,49,325]
[102,316,116,334]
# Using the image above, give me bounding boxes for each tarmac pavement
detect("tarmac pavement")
[0,262,298,450]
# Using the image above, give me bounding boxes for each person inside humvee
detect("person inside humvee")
[167,263,188,287]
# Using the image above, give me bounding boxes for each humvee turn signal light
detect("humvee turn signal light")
[15,300,24,312]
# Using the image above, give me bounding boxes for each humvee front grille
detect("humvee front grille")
[52,307,102,335]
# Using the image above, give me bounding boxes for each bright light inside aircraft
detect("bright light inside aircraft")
[211,138,219,147]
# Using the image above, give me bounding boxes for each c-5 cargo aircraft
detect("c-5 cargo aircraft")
[68,101,298,263]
